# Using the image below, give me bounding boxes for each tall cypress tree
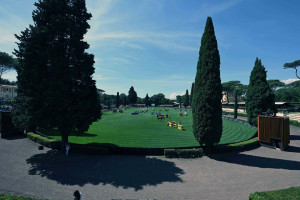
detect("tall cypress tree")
[123,95,127,106]
[144,93,150,107]
[246,58,276,126]
[13,0,101,151]
[192,17,222,147]
[128,86,137,104]
[183,89,189,110]
[190,82,194,106]
[234,90,238,119]
[116,92,120,108]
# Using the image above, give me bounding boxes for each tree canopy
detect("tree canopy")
[284,60,300,79]
[267,79,285,91]
[13,0,101,151]
[246,58,276,126]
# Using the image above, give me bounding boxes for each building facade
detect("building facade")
[0,85,18,99]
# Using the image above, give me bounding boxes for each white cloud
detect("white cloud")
[2,70,17,81]
[195,0,242,21]
[281,78,299,84]
[93,74,117,81]
[169,91,186,99]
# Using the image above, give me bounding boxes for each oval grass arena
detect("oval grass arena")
[45,108,257,148]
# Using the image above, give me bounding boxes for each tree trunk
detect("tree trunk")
[61,131,69,153]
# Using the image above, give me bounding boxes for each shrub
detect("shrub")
[27,132,109,154]
[290,119,300,128]
[27,132,61,150]
[212,137,259,153]
[164,148,204,158]
[0,194,48,200]
[249,186,300,200]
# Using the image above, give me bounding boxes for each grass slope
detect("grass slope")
[44,108,256,148]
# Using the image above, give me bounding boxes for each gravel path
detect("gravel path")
[0,125,300,200]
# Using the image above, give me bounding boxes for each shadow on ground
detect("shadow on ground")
[1,134,27,140]
[26,150,184,190]
[290,135,300,140]
[208,151,300,170]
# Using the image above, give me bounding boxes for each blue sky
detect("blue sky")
[0,0,299,99]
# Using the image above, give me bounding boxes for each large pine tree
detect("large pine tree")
[192,17,222,147]
[246,58,276,126]
[13,0,101,151]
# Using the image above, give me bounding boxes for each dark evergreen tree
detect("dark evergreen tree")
[176,95,182,108]
[13,0,101,152]
[246,58,276,126]
[123,95,127,106]
[192,17,222,147]
[116,92,120,108]
[183,89,189,110]
[234,90,238,119]
[190,82,194,106]
[144,93,150,107]
[128,86,137,104]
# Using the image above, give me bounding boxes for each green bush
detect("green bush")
[212,137,259,153]
[27,132,109,154]
[0,194,48,200]
[164,148,204,158]
[290,119,300,128]
[223,111,248,118]
[27,132,61,150]
[249,186,300,200]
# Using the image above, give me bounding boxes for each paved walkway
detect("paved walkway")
[0,127,300,200]
[223,108,300,122]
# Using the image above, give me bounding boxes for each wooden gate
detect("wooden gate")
[257,115,290,150]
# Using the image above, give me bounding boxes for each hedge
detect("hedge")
[212,137,259,153]
[249,186,300,200]
[27,132,108,155]
[290,119,300,128]
[223,111,248,118]
[164,148,204,158]
[0,194,48,200]
[27,132,61,150]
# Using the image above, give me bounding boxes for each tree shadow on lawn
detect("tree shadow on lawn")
[26,150,184,191]
[208,151,300,170]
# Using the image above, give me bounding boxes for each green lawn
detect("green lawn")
[44,107,256,148]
